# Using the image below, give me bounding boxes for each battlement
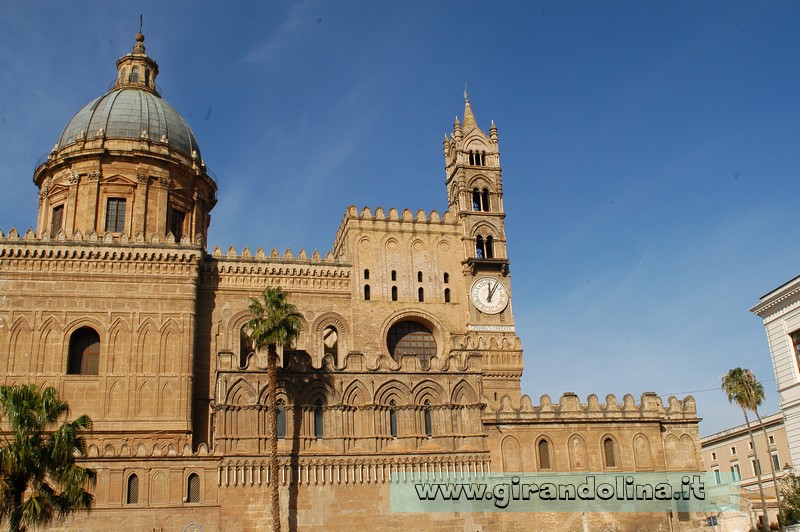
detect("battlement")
[484,392,697,423]
[210,245,338,263]
[0,226,204,247]
[332,205,457,258]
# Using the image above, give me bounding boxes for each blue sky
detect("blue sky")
[1,1,798,437]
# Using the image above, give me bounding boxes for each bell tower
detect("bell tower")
[444,92,522,404]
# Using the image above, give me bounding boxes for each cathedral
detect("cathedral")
[0,33,704,531]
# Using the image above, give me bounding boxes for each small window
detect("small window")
[391,270,397,281]
[144,68,150,86]
[186,473,200,503]
[276,399,286,439]
[391,286,398,301]
[752,458,760,476]
[482,188,490,211]
[730,463,740,481]
[772,452,780,472]
[444,288,451,303]
[748,441,753,451]
[126,474,139,504]
[418,287,424,302]
[130,67,139,83]
[417,271,423,282]
[485,235,494,259]
[51,205,64,235]
[711,451,717,461]
[730,446,737,456]
[469,151,475,165]
[424,400,432,437]
[603,437,616,468]
[105,198,126,233]
[364,285,370,300]
[443,273,449,284]
[769,435,775,446]
[169,208,185,241]
[67,327,100,375]
[364,269,369,280]
[538,439,551,470]
[314,399,324,439]
[389,400,398,438]
[472,188,481,211]
[713,468,721,485]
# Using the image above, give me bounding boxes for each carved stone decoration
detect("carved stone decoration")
[68,174,81,185]
[136,173,149,184]
[158,176,171,188]
[87,171,100,182]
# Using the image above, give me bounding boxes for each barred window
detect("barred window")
[126,474,139,504]
[387,321,436,369]
[538,440,551,470]
[187,473,200,503]
[603,437,617,468]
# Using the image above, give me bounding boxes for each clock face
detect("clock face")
[470,277,509,315]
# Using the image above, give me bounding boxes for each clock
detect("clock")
[470,277,509,315]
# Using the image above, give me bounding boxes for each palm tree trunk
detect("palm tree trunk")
[268,344,281,532]
[755,408,784,530]
[744,410,770,532]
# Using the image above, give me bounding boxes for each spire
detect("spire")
[462,88,477,131]
[490,120,498,141]
[113,32,160,95]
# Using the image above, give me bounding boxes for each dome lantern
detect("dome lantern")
[114,32,159,94]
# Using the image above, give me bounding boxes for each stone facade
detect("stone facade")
[0,34,705,531]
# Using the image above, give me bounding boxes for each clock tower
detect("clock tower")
[444,92,523,404]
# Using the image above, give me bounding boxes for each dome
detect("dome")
[56,88,201,160]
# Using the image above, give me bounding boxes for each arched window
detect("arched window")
[417,271,423,282]
[389,399,398,438]
[424,400,432,437]
[603,437,617,468]
[469,151,475,165]
[485,236,494,259]
[276,399,286,439]
[387,321,436,369]
[126,474,139,504]
[538,440,551,470]
[323,326,338,361]
[364,285,370,301]
[480,151,487,166]
[363,269,369,280]
[68,327,100,375]
[444,288,451,303]
[475,235,485,258]
[481,188,490,211]
[418,287,424,302]
[186,473,200,503]
[391,286,398,301]
[314,399,324,439]
[391,270,397,281]
[443,273,449,284]
[144,68,150,86]
[472,188,481,211]
[130,67,139,83]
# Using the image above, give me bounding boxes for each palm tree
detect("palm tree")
[244,287,302,532]
[722,368,782,532]
[0,384,96,532]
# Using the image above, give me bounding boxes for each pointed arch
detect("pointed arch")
[501,435,521,472]
[412,380,446,405]
[137,319,157,374]
[633,433,654,470]
[9,317,33,373]
[343,379,370,406]
[226,378,257,406]
[108,318,131,374]
[679,434,697,469]
[602,435,619,469]
[107,381,125,417]
[137,381,154,417]
[375,381,411,405]
[160,322,180,374]
[568,434,588,471]
[160,381,177,417]
[664,434,680,470]
[537,437,553,470]
[451,380,478,404]
[150,470,167,504]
